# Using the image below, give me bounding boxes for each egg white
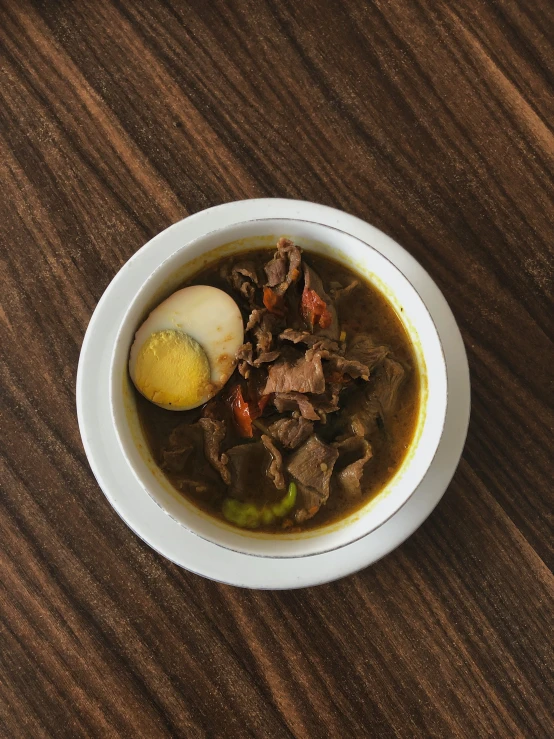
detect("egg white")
[129,285,244,410]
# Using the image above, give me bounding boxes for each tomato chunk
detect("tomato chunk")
[263,287,286,315]
[301,286,332,329]
[229,385,253,437]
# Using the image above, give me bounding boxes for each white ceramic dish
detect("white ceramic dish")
[77,199,470,588]
[110,219,447,558]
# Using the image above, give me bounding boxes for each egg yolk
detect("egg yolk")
[133,330,211,408]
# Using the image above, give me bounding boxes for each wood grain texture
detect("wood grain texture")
[1,0,553,736]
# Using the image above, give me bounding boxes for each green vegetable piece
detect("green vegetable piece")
[260,508,275,526]
[222,499,260,528]
[271,482,297,518]
[222,482,298,530]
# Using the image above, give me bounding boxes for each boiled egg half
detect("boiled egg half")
[129,285,244,410]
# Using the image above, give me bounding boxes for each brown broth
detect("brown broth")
[134,248,421,533]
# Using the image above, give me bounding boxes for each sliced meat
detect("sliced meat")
[268,416,314,449]
[160,423,222,496]
[245,308,282,357]
[349,396,381,438]
[375,357,405,413]
[279,238,302,286]
[222,259,260,306]
[246,308,265,332]
[247,310,282,355]
[160,445,193,474]
[287,435,339,498]
[173,477,216,497]
[236,342,253,377]
[330,279,359,302]
[198,418,230,485]
[253,350,281,366]
[263,351,325,395]
[265,238,302,295]
[239,341,280,368]
[303,263,325,295]
[238,361,250,378]
[261,434,286,490]
[280,331,364,380]
[273,392,320,421]
[294,483,327,524]
[328,354,369,380]
[347,358,405,437]
[237,342,253,363]
[246,368,271,415]
[302,263,340,340]
[260,311,282,335]
[226,442,280,501]
[333,436,373,499]
[279,328,340,353]
[160,423,200,473]
[241,282,257,306]
[233,260,260,285]
[346,334,389,373]
[287,435,339,523]
[308,345,369,381]
[264,254,287,287]
[311,383,342,415]
[252,325,273,354]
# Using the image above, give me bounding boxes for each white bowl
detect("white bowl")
[110,218,447,558]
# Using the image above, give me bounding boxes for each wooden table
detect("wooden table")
[1,1,552,736]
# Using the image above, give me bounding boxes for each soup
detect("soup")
[133,239,420,533]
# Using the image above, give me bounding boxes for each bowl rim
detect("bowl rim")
[109,217,448,558]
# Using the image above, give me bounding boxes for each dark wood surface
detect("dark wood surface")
[1,1,553,736]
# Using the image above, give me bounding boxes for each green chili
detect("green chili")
[222,482,297,529]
